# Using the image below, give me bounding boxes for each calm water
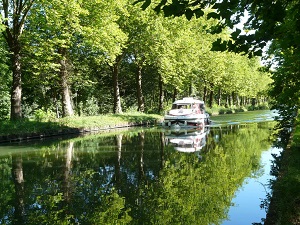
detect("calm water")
[0,110,281,225]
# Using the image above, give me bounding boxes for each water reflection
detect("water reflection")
[164,127,209,153]
[0,122,277,225]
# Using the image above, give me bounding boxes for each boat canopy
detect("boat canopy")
[171,98,205,109]
[172,97,204,105]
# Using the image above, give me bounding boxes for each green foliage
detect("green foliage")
[206,104,270,115]
[136,0,298,113]
[79,97,100,116]
[0,36,11,121]
[247,102,270,111]
[34,108,56,122]
[1,0,273,119]
[0,87,10,121]
[22,0,128,117]
[28,193,74,225]
[89,190,132,225]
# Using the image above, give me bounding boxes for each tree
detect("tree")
[22,0,128,116]
[121,2,153,113]
[267,1,300,116]
[1,0,35,120]
[81,0,128,114]
[25,0,89,117]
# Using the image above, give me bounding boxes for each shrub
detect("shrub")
[82,97,100,116]
[0,90,10,121]
[34,108,56,122]
[258,102,270,110]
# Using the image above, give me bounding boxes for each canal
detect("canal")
[0,110,281,225]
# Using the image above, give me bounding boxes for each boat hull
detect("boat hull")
[162,113,210,128]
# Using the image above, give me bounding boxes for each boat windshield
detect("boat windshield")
[172,104,191,109]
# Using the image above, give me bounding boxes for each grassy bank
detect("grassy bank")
[205,103,270,115]
[265,113,300,225]
[0,113,162,140]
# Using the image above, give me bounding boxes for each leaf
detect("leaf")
[231,29,241,40]
[194,8,204,19]
[141,0,151,10]
[258,42,266,49]
[211,39,227,52]
[185,8,193,20]
[207,12,220,20]
[133,0,146,5]
[253,49,263,56]
[154,0,167,13]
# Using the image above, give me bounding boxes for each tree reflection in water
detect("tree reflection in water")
[0,122,276,224]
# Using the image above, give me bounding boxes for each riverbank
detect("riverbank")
[0,113,163,143]
[0,108,270,143]
[265,113,300,225]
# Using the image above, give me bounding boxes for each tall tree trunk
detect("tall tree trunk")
[203,86,207,102]
[208,83,214,107]
[59,48,74,117]
[232,91,235,106]
[209,90,214,108]
[5,30,22,120]
[172,88,177,102]
[158,74,164,113]
[188,83,192,96]
[226,95,229,107]
[111,56,122,114]
[10,45,22,120]
[237,94,240,106]
[217,88,221,106]
[136,64,144,112]
[2,0,35,120]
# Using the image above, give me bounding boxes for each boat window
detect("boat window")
[172,104,193,109]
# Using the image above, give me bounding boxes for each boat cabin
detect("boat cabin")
[171,98,205,114]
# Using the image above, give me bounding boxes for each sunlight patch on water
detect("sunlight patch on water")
[210,110,278,127]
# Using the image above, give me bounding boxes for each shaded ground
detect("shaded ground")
[265,114,300,225]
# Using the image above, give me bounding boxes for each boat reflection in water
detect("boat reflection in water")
[164,126,209,153]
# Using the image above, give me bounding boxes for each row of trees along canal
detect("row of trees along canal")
[0,0,272,121]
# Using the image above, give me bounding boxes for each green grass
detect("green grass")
[0,113,163,137]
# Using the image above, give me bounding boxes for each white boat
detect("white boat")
[162,97,210,128]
